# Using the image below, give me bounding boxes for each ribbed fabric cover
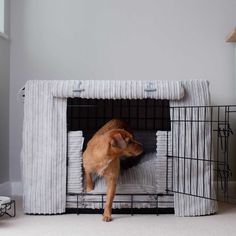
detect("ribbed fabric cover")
[66,152,174,209]
[51,80,185,100]
[67,131,84,194]
[21,79,217,216]
[156,131,172,193]
[22,81,67,214]
[170,80,218,216]
[66,131,174,209]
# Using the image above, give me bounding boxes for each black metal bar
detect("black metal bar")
[203,106,206,198]
[153,99,155,129]
[177,108,180,192]
[69,117,230,123]
[167,155,225,164]
[226,106,230,200]
[68,193,174,196]
[156,195,159,216]
[66,208,175,215]
[183,107,186,194]
[224,106,229,200]
[169,105,236,109]
[161,100,164,130]
[210,107,213,199]
[225,106,228,198]
[67,103,236,109]
[77,194,79,215]
[145,99,147,130]
[190,107,193,195]
[95,99,98,129]
[128,99,131,127]
[120,99,122,119]
[102,195,104,209]
[111,99,114,119]
[13,200,16,217]
[136,99,139,129]
[103,99,106,124]
[168,190,217,201]
[68,200,173,204]
[171,107,174,191]
[166,130,169,192]
[216,107,220,200]
[66,125,69,194]
[196,107,199,196]
[131,195,134,216]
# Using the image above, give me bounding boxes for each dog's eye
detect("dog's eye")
[127,139,132,144]
[125,137,132,144]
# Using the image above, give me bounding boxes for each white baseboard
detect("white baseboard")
[0,181,11,196]
[5,181,236,198]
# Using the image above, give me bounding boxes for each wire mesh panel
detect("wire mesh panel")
[66,99,236,214]
[67,98,170,132]
[66,98,174,214]
[166,105,236,204]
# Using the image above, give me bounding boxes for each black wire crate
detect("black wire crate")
[166,105,236,204]
[67,98,171,132]
[66,99,236,215]
[66,193,174,215]
[66,98,174,214]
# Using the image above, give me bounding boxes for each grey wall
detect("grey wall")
[0,0,10,184]
[10,0,236,183]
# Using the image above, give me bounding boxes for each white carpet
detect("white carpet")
[0,197,236,236]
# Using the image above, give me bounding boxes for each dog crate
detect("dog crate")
[65,98,236,215]
[20,80,236,216]
[66,98,174,214]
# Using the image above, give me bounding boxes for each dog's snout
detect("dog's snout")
[132,141,143,156]
[137,143,143,155]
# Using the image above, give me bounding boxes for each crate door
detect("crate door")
[166,106,236,204]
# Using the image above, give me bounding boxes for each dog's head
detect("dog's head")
[106,129,143,157]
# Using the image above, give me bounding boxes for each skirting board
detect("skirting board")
[9,181,236,198]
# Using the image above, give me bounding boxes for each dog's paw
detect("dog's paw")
[85,183,94,192]
[85,186,94,192]
[102,214,112,222]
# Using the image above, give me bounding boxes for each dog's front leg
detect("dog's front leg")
[103,176,117,222]
[84,171,94,192]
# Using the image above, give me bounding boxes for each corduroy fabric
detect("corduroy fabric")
[170,81,218,216]
[21,80,217,215]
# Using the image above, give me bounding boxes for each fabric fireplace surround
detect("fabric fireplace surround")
[21,80,218,216]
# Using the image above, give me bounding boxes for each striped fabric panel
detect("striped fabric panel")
[50,80,185,100]
[66,155,174,209]
[21,79,217,216]
[170,80,218,216]
[67,131,84,194]
[22,81,67,214]
[156,131,172,193]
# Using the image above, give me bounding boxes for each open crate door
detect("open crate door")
[165,105,236,204]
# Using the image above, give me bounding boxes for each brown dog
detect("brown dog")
[83,119,143,222]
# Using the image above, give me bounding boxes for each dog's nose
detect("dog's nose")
[139,146,143,154]
[136,143,143,155]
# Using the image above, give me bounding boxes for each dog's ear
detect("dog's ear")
[110,133,127,149]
